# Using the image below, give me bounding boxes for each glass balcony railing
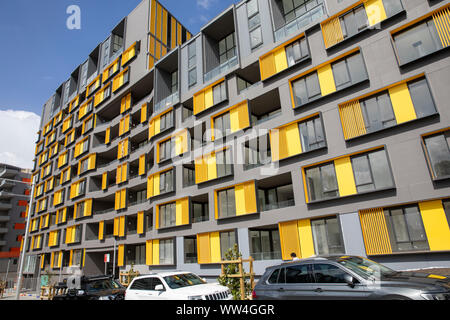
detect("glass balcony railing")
[204,55,238,83]
[250,251,282,261]
[154,91,179,114]
[260,199,295,212]
[274,4,325,42]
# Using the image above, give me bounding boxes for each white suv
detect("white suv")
[125,271,233,300]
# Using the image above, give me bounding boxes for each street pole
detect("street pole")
[14,176,35,300]
[113,239,116,279]
[4,258,10,282]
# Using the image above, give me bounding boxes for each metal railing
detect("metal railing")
[274,4,325,42]
[250,251,282,261]
[204,56,238,83]
[260,199,295,212]
[154,91,179,114]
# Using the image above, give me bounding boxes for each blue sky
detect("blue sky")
[0,0,237,116]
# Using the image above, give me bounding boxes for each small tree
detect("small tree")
[217,244,252,300]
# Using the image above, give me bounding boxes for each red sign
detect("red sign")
[104,254,110,263]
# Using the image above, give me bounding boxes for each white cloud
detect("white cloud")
[197,0,216,10]
[0,109,41,170]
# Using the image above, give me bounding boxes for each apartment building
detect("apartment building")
[26,0,450,280]
[0,164,31,278]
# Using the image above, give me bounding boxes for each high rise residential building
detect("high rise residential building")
[0,164,31,278]
[26,0,450,281]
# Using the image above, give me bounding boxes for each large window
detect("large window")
[219,33,236,65]
[213,112,231,140]
[250,229,281,260]
[281,0,323,23]
[159,239,174,265]
[393,18,443,65]
[351,149,394,193]
[311,216,344,255]
[213,81,227,106]
[217,188,236,218]
[159,202,176,228]
[285,37,309,67]
[384,205,429,252]
[408,78,436,118]
[188,42,197,88]
[360,92,397,133]
[298,115,325,152]
[159,110,173,132]
[184,236,197,263]
[258,184,295,211]
[220,230,237,260]
[192,202,209,223]
[340,5,368,39]
[243,134,271,170]
[159,140,172,162]
[126,244,146,265]
[247,0,263,50]
[423,131,450,179]
[305,163,339,201]
[183,166,195,187]
[159,170,174,194]
[215,148,233,178]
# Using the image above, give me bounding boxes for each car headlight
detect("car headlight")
[188,295,203,300]
[421,293,447,300]
[77,290,85,296]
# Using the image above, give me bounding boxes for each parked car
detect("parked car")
[125,271,233,300]
[52,275,125,300]
[253,255,450,300]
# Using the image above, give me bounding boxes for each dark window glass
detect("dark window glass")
[383,0,403,17]
[408,78,436,118]
[311,216,344,255]
[332,59,351,90]
[220,231,236,259]
[351,149,394,192]
[384,206,429,252]
[424,133,450,179]
[250,229,281,261]
[268,268,280,284]
[393,19,443,65]
[286,38,308,67]
[313,264,348,283]
[346,52,367,84]
[305,163,339,201]
[286,264,313,283]
[218,188,236,218]
[361,92,397,133]
[305,72,321,99]
[298,116,326,152]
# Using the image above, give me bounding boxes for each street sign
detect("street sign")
[104,254,110,263]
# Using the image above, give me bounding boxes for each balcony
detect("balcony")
[257,172,295,212]
[0,179,15,189]
[273,1,325,42]
[0,216,10,223]
[0,191,15,200]
[154,91,179,114]
[204,56,238,83]
[0,201,12,211]
[0,167,16,179]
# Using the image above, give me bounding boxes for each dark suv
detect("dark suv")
[253,255,450,300]
[53,275,125,300]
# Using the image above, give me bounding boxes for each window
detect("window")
[159,139,172,162]
[305,163,339,201]
[258,184,295,211]
[217,188,236,218]
[340,5,368,39]
[237,77,252,93]
[219,33,236,64]
[311,216,344,255]
[285,38,309,67]
[126,244,146,265]
[243,134,271,170]
[171,71,178,94]
[184,237,197,263]
[393,19,443,65]
[285,264,313,283]
[215,148,233,178]
[360,92,397,133]
[423,131,450,179]
[298,116,325,152]
[384,206,429,252]
[159,239,174,265]
[408,78,436,118]
[159,170,174,194]
[192,202,208,223]
[188,42,197,88]
[292,72,321,106]
[213,112,231,140]
[220,231,236,260]
[351,150,394,192]
[247,0,263,50]
[160,202,176,228]
[159,110,173,132]
[281,0,323,23]
[183,166,195,187]
[212,82,227,105]
[250,229,281,260]
[313,264,348,283]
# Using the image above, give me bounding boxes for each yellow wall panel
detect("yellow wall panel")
[118,244,124,267]
[146,240,153,265]
[152,240,160,265]
[297,219,315,258]
[279,221,301,260]
[197,233,211,264]
[260,54,276,81]
[207,154,217,181]
[204,88,214,109]
[210,232,222,263]
[359,208,393,255]
[334,157,357,197]
[274,47,288,73]
[317,64,336,96]
[419,200,450,251]
[389,83,417,124]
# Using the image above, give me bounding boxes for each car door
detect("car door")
[279,264,316,300]
[311,263,371,299]
[127,278,153,300]
[138,277,168,300]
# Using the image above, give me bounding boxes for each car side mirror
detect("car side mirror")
[344,274,356,288]
[154,284,164,291]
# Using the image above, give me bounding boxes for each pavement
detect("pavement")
[0,290,41,300]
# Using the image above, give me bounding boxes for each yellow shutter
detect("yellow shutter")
[389,83,417,124]
[99,221,104,240]
[279,220,301,260]
[297,219,315,259]
[137,212,144,234]
[176,198,190,226]
[260,53,276,81]
[419,200,450,251]
[147,175,154,199]
[152,240,160,265]
[113,218,119,236]
[118,245,124,267]
[146,240,153,265]
[228,101,250,134]
[334,157,357,197]
[210,232,222,263]
[141,104,148,123]
[317,64,336,96]
[102,172,108,190]
[119,216,125,237]
[359,208,393,255]
[197,233,211,264]
[339,100,367,140]
[235,181,257,216]
[364,0,387,27]
[321,16,345,49]
[139,155,146,176]
[105,127,111,144]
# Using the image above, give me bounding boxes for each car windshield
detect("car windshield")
[336,256,397,280]
[163,273,206,289]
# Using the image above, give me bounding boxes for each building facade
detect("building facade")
[0,164,31,278]
[26,0,450,280]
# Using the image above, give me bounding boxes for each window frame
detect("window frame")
[421,130,450,181]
